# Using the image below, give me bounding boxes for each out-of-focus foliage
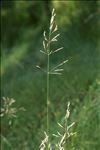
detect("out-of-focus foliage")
[1,1,99,47]
[1,1,50,47]
[53,1,99,40]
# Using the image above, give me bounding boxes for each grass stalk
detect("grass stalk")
[46,29,51,135]
[47,53,50,134]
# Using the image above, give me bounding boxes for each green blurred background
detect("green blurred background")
[1,1,100,150]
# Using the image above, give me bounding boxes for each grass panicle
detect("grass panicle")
[39,102,76,150]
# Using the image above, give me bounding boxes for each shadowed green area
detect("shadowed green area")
[1,1,100,150]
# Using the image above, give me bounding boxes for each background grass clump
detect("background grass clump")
[1,1,100,150]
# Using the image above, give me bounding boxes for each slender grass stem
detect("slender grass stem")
[47,53,50,134]
[46,29,51,135]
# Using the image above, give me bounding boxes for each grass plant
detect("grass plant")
[38,9,75,150]
[37,8,68,135]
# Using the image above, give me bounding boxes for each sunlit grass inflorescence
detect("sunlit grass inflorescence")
[0,97,25,125]
[39,102,76,150]
[0,97,17,119]
[38,8,68,75]
[53,102,76,150]
[39,132,49,150]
